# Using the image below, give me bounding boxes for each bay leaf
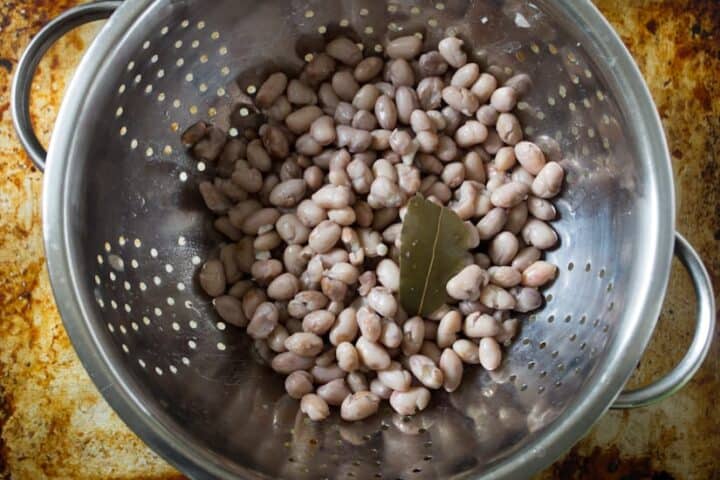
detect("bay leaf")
[399,196,471,317]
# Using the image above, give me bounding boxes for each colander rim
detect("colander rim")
[42,0,675,478]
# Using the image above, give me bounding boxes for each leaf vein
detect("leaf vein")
[418,207,444,315]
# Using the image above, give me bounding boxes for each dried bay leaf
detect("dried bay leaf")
[399,196,470,317]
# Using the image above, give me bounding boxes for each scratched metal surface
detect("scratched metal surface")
[0,0,716,479]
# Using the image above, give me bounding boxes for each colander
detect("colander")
[11,1,715,478]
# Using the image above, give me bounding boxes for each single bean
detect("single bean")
[354,56,384,82]
[490,181,529,208]
[326,36,362,66]
[367,287,398,318]
[531,161,564,198]
[437,310,463,348]
[330,307,359,345]
[285,371,314,399]
[341,391,380,421]
[479,284,516,310]
[409,354,444,389]
[332,71,360,102]
[199,259,226,297]
[483,129,504,155]
[181,121,208,146]
[442,86,480,116]
[436,135,459,162]
[395,163,421,196]
[256,72,288,109]
[267,272,301,301]
[311,184,353,210]
[368,176,405,209]
[336,125,372,153]
[308,220,342,253]
[352,109,377,131]
[370,378,392,399]
[418,50,448,77]
[336,342,360,372]
[306,115,335,146]
[302,52,336,86]
[321,277,347,302]
[303,309,336,335]
[356,336,391,370]
[512,286,543,312]
[286,105,324,134]
[266,95,292,123]
[353,83,381,111]
[287,79,317,105]
[347,371,368,393]
[496,112,523,145]
[267,178,306,208]
[301,393,330,421]
[438,37,467,68]
[464,312,500,338]
[514,141,546,175]
[251,258,283,285]
[453,339,480,364]
[416,77,444,111]
[455,121,488,148]
[213,295,246,327]
[199,181,231,215]
[505,73,532,95]
[319,82,340,113]
[495,317,520,345]
[370,129,392,151]
[387,58,415,87]
[512,246,541,272]
[505,202,528,235]
[489,265,522,287]
[490,86,518,112]
[357,306,382,342]
[317,378,351,407]
[471,73,498,103]
[479,337,502,370]
[441,106,463,135]
[387,35,423,59]
[402,316,424,356]
[380,320,403,349]
[451,63,480,88]
[511,166,535,187]
[268,324,289,353]
[247,301,279,339]
[389,387,431,416]
[446,264,489,301]
[285,332,324,357]
[527,196,556,220]
[395,86,419,124]
[295,133,323,156]
[521,219,558,249]
[426,110,447,131]
[522,260,558,287]
[311,364,346,385]
[377,361,411,392]
[489,231,519,265]
[476,105,499,127]
[254,229,281,251]
[242,289,267,322]
[439,348,463,393]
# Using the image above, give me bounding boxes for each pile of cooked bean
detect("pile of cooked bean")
[183,33,563,422]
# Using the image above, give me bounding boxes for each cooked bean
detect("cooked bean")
[514,141,546,175]
[199,181,231,215]
[380,320,403,349]
[266,95,292,123]
[305,115,335,146]
[351,109,377,131]
[286,105,324,134]
[268,324,289,353]
[367,95,396,131]
[352,83,380,111]
[367,378,391,400]
[377,361,411,392]
[333,342,359,372]
[258,173,281,206]
[487,265,522,288]
[301,393,330,421]
[332,71,360,102]
[418,50,449,77]
[182,121,208,146]
[316,378,351,407]
[479,337,502,370]
[490,181,529,208]
[356,337,391,370]
[329,307,359,345]
[251,258,283,285]
[371,259,399,293]
[368,176,405,209]
[451,63,480,88]
[442,86,480,116]
[321,277,347,302]
[319,82,340,113]
[489,231,519,265]
[437,310,463,348]
[388,58,415,87]
[510,247,540,273]
[255,230,280,251]
[247,302,279,339]
[463,312,500,338]
[354,56,384,82]
[522,260,557,287]
[446,265,489,301]
[343,372,366,394]
[307,220,341,254]
[387,35,423,59]
[395,86,419,124]
[296,133,323,156]
[475,106,499,128]
[341,391,380,421]
[527,196,556,220]
[286,79,317,105]
[423,320,438,342]
[469,73,497,104]
[200,259,226,296]
[313,364,346,385]
[274,214,308,246]
[285,371,314,399]
[267,272,300,301]
[356,306,382,342]
[453,339,480,364]
[504,202,528,235]
[496,112,523,145]
[408,354,443,389]
[521,219,558,249]
[303,309,336,335]
[388,387,431,417]
[242,290,267,323]
[325,38,362,67]
[273,351,315,374]
[416,77,444,111]
[436,348,462,393]
[531,161,564,198]
[335,125,372,153]
[438,37,467,68]
[479,284,516,310]
[511,286,542,312]
[399,316,424,356]
[436,135,458,162]
[213,295,246,327]
[301,52,336,86]
[285,332,324,357]
[256,72,288,109]
[366,287,398,318]
[511,166,535,187]
[455,121,488,148]
[260,124,289,159]
[490,86,518,112]
[267,179,306,208]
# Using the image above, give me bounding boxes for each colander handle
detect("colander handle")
[612,233,716,409]
[11,1,122,171]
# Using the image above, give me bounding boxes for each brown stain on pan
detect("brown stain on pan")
[0,0,717,479]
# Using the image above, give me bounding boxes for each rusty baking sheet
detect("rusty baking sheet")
[0,0,717,478]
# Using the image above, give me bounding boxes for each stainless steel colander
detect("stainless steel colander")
[11,1,715,478]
